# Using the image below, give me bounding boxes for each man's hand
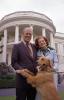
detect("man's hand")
[16,69,25,74]
[16,69,34,78]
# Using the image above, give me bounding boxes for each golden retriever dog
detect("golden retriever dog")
[16,56,60,100]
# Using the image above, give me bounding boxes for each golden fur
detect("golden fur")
[16,56,60,100]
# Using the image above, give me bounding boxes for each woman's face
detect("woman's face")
[38,37,47,49]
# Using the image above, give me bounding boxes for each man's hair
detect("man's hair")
[22,26,33,34]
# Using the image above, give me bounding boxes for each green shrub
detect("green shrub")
[0,62,16,88]
[0,74,15,79]
[0,75,16,88]
[0,63,15,76]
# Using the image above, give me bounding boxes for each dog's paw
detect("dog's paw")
[16,69,28,77]
[27,76,36,87]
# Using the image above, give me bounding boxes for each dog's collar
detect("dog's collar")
[40,48,50,52]
[39,64,48,71]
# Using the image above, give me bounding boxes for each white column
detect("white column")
[15,25,19,43]
[2,29,7,63]
[42,28,46,36]
[50,32,55,48]
[57,44,63,63]
[57,44,61,55]
[0,39,2,53]
[8,51,11,65]
[0,38,2,62]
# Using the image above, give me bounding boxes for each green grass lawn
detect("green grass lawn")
[0,96,16,100]
[59,91,64,100]
[0,92,64,100]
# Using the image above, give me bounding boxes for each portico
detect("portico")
[0,11,56,64]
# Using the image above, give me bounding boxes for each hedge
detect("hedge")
[0,75,16,89]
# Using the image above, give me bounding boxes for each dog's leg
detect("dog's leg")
[16,69,36,85]
[16,69,34,77]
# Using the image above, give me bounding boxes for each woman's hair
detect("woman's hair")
[35,36,49,49]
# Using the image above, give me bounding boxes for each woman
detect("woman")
[35,36,59,100]
[35,36,58,86]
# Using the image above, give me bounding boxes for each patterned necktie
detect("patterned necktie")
[26,43,32,56]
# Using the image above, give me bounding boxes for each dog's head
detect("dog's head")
[37,56,52,72]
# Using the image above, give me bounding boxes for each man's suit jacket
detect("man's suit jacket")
[11,42,37,88]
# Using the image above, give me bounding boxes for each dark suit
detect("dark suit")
[11,42,37,100]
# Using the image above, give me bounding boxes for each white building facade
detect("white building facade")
[54,32,64,72]
[0,11,62,65]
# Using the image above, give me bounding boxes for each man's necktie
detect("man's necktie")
[26,43,32,57]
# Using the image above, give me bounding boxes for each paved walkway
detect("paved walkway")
[0,88,16,96]
[0,83,64,96]
[58,80,64,91]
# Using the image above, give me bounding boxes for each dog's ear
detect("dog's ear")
[47,59,52,68]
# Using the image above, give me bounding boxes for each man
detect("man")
[11,26,37,100]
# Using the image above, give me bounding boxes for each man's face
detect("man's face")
[22,27,32,43]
